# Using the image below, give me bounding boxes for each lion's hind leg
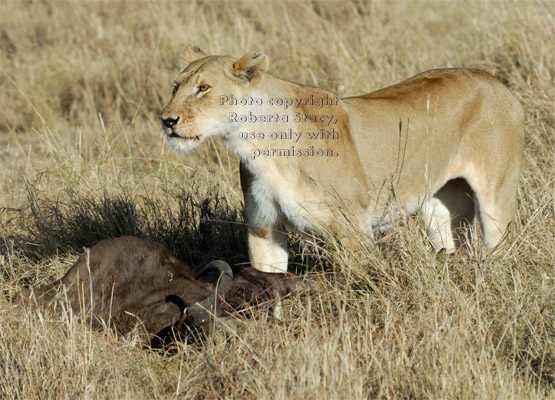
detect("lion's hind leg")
[462,150,521,250]
[421,178,476,253]
[471,175,519,249]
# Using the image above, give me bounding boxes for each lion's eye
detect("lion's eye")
[197,85,210,93]
[172,83,179,95]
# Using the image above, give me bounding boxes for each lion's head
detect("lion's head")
[160,45,269,153]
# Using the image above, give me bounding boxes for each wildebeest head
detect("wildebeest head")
[150,259,233,348]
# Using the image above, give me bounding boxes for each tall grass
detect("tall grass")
[1,1,553,398]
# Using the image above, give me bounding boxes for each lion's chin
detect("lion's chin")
[167,136,203,153]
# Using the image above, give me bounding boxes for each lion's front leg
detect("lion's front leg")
[248,226,288,273]
[240,161,289,273]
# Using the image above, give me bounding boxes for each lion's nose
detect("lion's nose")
[161,116,179,128]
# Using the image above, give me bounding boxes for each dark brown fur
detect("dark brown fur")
[16,236,315,345]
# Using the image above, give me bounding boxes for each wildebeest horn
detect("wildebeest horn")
[195,260,233,310]
[150,295,192,348]
[164,294,188,329]
[165,294,187,314]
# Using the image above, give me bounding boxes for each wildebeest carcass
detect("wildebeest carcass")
[15,236,315,347]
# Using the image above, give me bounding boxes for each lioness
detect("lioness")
[160,45,524,273]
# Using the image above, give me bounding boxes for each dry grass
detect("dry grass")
[1,1,553,399]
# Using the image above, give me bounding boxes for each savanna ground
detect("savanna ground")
[0,1,553,399]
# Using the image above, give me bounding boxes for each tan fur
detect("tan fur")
[160,48,524,273]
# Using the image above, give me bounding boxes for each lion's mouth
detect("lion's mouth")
[170,133,202,141]
[165,128,202,141]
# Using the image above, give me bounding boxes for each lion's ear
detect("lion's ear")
[183,45,207,63]
[232,52,269,81]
